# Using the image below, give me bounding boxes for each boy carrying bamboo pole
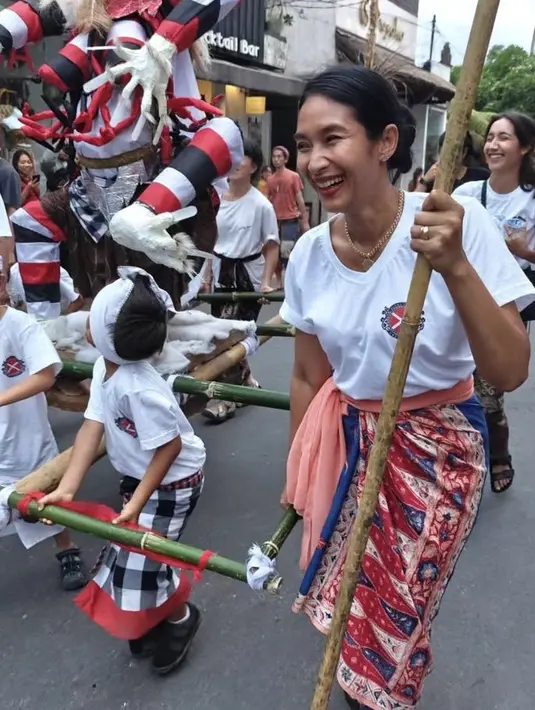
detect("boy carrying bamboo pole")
[0,259,88,591]
[39,266,206,676]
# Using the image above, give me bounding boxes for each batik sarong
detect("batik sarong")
[288,379,488,710]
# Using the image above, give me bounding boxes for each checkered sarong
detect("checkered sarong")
[91,471,204,613]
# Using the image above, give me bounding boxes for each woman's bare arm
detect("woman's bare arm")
[290,330,332,445]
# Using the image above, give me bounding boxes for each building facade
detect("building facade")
[335,0,455,187]
[196,0,336,225]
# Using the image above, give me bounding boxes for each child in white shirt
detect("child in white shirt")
[0,263,88,590]
[40,267,206,676]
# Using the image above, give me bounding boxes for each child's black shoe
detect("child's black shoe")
[152,603,201,675]
[56,548,89,591]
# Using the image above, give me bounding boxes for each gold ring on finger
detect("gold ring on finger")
[420,225,429,239]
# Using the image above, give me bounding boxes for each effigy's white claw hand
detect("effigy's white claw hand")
[110,203,202,274]
[85,35,176,132]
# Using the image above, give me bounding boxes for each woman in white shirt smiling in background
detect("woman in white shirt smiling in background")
[203,138,279,423]
[454,112,535,494]
[280,65,534,710]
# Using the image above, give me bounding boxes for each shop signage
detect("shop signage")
[207,0,265,64]
[205,31,261,59]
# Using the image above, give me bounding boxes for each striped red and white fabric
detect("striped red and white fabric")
[137,116,243,215]
[39,32,90,93]
[0,0,65,52]
[11,200,66,321]
[157,0,241,52]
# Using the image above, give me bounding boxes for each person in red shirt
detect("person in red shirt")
[268,146,310,288]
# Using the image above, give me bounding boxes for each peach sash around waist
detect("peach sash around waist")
[286,376,474,570]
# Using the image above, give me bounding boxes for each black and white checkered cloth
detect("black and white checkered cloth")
[91,471,204,613]
[69,176,111,244]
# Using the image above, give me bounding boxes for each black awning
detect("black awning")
[197,58,305,98]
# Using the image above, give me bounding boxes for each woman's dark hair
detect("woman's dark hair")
[243,138,264,182]
[485,111,535,192]
[12,149,33,172]
[113,274,167,361]
[299,65,416,174]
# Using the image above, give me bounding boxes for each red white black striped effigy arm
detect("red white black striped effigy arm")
[156,0,242,53]
[109,116,244,273]
[137,116,243,214]
[0,0,65,53]
[11,199,67,321]
[39,33,91,93]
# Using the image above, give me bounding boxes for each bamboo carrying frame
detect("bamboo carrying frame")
[309,0,502,707]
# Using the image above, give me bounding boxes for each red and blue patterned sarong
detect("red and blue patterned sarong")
[293,398,488,710]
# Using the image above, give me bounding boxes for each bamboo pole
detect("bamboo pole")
[4,492,300,594]
[16,438,107,494]
[191,313,282,380]
[309,1,501,707]
[256,324,294,338]
[196,292,285,303]
[365,0,380,69]
[60,360,291,410]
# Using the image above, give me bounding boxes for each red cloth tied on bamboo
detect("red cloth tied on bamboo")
[17,493,214,639]
[17,492,214,578]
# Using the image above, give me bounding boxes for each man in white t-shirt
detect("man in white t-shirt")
[202,138,279,422]
[8,262,84,314]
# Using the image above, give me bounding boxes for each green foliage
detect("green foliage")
[451,45,535,117]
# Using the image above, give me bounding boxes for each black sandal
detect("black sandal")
[490,461,515,494]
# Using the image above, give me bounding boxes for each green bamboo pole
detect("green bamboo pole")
[60,361,291,410]
[197,291,285,303]
[5,491,300,593]
[256,324,294,338]
[261,507,301,558]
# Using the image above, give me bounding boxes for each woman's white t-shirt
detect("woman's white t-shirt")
[280,192,535,401]
[213,187,279,291]
[0,307,61,485]
[453,180,535,269]
[85,357,206,483]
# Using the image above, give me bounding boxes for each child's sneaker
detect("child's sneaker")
[128,623,164,658]
[56,548,89,591]
[152,603,201,675]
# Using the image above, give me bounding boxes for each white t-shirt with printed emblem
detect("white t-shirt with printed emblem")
[0,307,61,485]
[453,180,535,269]
[213,187,280,291]
[280,192,535,401]
[85,357,206,483]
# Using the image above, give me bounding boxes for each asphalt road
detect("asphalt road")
[1,305,534,710]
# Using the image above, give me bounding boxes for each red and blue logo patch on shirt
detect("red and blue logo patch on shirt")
[381,302,425,340]
[115,416,138,439]
[2,356,26,378]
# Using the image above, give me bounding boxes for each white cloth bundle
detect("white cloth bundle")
[246,544,278,591]
[0,485,62,548]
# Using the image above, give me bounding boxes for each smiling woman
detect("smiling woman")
[280,65,535,710]
[453,111,535,495]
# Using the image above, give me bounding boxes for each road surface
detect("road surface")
[1,305,533,710]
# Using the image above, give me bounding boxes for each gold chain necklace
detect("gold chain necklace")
[344,190,405,270]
